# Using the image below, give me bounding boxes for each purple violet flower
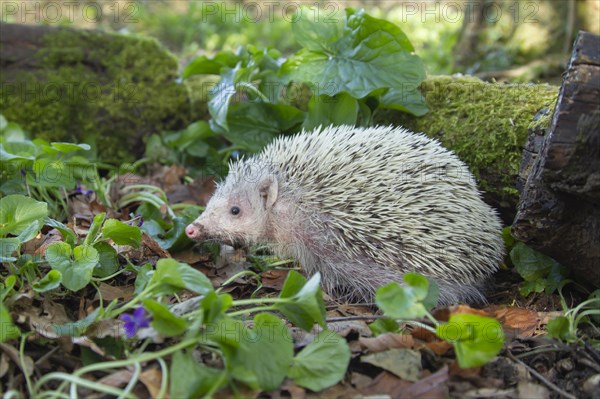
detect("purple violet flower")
[120,307,150,338]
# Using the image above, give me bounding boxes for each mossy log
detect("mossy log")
[0,23,192,162]
[376,76,558,223]
[512,31,600,288]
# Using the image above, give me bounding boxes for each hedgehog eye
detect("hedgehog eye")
[230,206,241,215]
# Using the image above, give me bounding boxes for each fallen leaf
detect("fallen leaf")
[359,332,415,352]
[393,365,449,399]
[139,367,163,398]
[362,348,422,381]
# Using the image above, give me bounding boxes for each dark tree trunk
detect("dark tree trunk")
[512,31,600,288]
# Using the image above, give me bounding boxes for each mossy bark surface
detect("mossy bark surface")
[376,75,559,221]
[0,23,191,162]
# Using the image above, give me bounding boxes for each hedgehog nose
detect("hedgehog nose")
[185,224,203,239]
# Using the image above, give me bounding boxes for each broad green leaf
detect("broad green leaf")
[436,313,504,368]
[224,102,304,152]
[288,330,351,391]
[0,141,36,161]
[376,274,430,319]
[32,270,62,292]
[150,259,213,296]
[93,242,119,278]
[368,317,400,336]
[546,316,574,342]
[280,8,427,115]
[134,263,153,294]
[275,271,326,331]
[30,159,77,188]
[207,314,293,391]
[380,86,428,117]
[303,93,358,130]
[0,195,48,236]
[0,303,20,342]
[183,50,241,78]
[208,64,243,130]
[102,219,142,248]
[510,242,567,295]
[143,299,187,337]
[291,6,343,52]
[50,142,91,153]
[201,291,233,324]
[0,238,20,262]
[45,243,99,291]
[141,217,190,251]
[170,350,226,399]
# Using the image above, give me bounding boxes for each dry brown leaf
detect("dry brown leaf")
[489,305,542,338]
[424,340,453,356]
[394,365,449,399]
[449,359,482,378]
[0,343,34,377]
[142,232,172,259]
[359,332,415,352]
[260,269,289,290]
[360,370,412,396]
[139,367,164,398]
[95,369,134,389]
[329,320,372,338]
[95,282,134,302]
[362,348,422,381]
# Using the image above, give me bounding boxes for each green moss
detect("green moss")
[376,75,559,212]
[1,26,191,163]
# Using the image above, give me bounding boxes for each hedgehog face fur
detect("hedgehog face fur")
[186,125,505,305]
[186,166,280,246]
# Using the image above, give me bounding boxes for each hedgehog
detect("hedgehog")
[185,125,504,304]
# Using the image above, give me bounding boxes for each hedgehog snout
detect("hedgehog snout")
[185,223,205,240]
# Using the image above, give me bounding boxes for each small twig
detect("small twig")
[326,315,383,322]
[506,350,577,399]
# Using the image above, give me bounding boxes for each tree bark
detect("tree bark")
[512,31,600,288]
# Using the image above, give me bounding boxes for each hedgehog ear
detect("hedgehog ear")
[259,175,278,209]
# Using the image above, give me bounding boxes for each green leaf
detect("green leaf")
[50,142,91,153]
[274,271,326,331]
[102,219,142,248]
[0,303,20,342]
[0,195,48,236]
[205,314,294,391]
[281,8,427,115]
[369,317,400,336]
[291,7,343,52]
[32,270,62,292]
[510,242,567,295]
[436,313,504,368]
[141,217,190,251]
[224,102,304,152]
[143,299,187,337]
[1,275,17,302]
[303,93,358,130]
[183,50,241,78]
[0,141,36,161]
[546,316,574,342]
[0,238,21,262]
[201,291,233,324]
[93,242,119,278]
[134,263,153,294]
[44,218,77,246]
[380,86,428,117]
[376,274,431,319]
[170,350,226,399]
[288,330,351,391]
[45,243,99,291]
[150,259,213,296]
[84,212,106,246]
